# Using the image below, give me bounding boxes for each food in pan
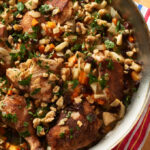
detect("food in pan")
[0,0,142,149]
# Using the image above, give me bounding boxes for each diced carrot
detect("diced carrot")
[96,99,105,105]
[20,143,28,149]
[47,21,56,29]
[68,55,77,64]
[31,18,39,27]
[72,85,81,99]
[16,44,21,50]
[128,35,134,43]
[91,94,105,105]
[7,85,13,96]
[79,71,88,85]
[5,142,10,149]
[9,145,21,150]
[7,89,12,96]
[112,18,118,25]
[38,45,45,53]
[49,43,55,51]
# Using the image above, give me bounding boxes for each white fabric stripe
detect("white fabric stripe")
[147,17,150,30]
[134,2,138,6]
[138,124,150,150]
[124,102,150,150]
[141,6,148,16]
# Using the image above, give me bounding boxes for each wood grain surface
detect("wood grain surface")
[142,132,150,150]
[134,0,150,8]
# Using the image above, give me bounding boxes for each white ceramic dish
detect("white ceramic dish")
[91,0,150,149]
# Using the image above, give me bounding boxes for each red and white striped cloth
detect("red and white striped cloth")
[113,2,150,150]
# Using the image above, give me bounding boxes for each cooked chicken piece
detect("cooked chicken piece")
[100,60,124,103]
[0,95,43,150]
[46,0,73,24]
[47,102,102,150]
[0,23,7,39]
[21,12,33,33]
[6,58,64,102]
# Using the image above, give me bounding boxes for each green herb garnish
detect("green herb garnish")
[37,126,44,134]
[99,74,108,89]
[106,59,114,70]
[24,122,29,127]
[17,2,24,12]
[2,113,17,123]
[104,40,115,49]
[88,73,98,84]
[39,4,51,14]
[72,80,79,89]
[18,74,32,86]
[20,131,30,138]
[86,114,93,123]
[31,88,41,95]
[59,132,65,138]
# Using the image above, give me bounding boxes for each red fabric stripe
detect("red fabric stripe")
[127,107,150,150]
[112,121,139,150]
[134,116,150,149]
[144,9,150,22]
[128,108,150,149]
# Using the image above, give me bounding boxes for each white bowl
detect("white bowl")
[91,0,150,149]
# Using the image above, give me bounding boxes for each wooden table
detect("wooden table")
[142,133,150,150]
[134,0,150,8]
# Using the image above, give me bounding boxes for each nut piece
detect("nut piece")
[131,71,141,82]
[76,22,87,35]
[115,34,123,46]
[41,111,55,123]
[55,42,69,52]
[58,118,68,126]
[56,96,64,109]
[33,118,41,128]
[25,0,39,10]
[77,120,83,127]
[103,112,117,126]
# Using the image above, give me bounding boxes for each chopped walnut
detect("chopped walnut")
[51,95,58,103]
[58,118,68,126]
[77,120,83,127]
[76,22,87,35]
[61,68,70,81]
[74,95,82,104]
[49,73,59,81]
[53,86,60,93]
[25,0,39,10]
[33,118,41,128]
[84,12,92,23]
[41,111,55,123]
[56,96,64,109]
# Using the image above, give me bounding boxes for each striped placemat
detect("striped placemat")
[113,2,150,150]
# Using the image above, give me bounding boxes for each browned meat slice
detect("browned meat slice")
[47,102,102,150]
[6,58,64,102]
[0,95,43,150]
[0,23,7,39]
[100,60,124,103]
[46,0,73,24]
